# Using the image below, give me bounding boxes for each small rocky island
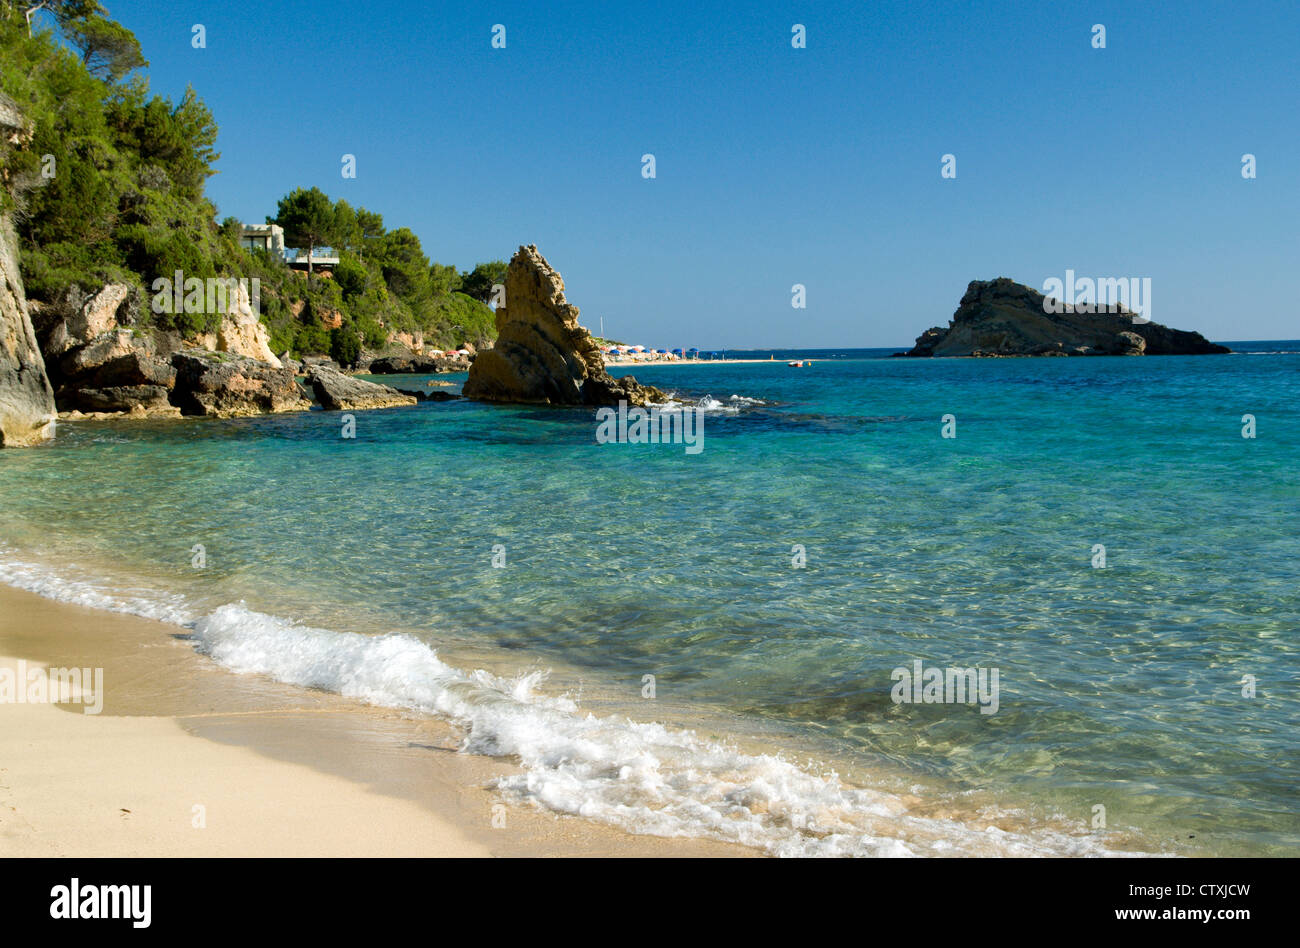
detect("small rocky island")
[464,245,665,406]
[899,278,1230,357]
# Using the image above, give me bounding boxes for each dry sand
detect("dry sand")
[0,583,750,857]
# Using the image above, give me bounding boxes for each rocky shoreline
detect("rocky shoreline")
[0,91,469,444]
[32,283,426,422]
[360,352,472,375]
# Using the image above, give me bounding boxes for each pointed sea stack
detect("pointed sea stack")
[463,245,665,406]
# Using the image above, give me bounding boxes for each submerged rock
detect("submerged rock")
[899,278,1229,357]
[463,245,665,406]
[384,385,461,402]
[307,365,417,411]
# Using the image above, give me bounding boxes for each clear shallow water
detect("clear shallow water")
[2,345,1297,855]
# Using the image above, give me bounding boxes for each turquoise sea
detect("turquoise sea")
[2,344,1297,856]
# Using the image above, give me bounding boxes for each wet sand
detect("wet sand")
[0,583,751,857]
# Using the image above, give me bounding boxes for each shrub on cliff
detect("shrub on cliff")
[329,326,362,367]
[1,4,500,359]
[0,5,229,306]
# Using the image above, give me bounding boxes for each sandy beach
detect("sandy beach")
[604,357,796,368]
[0,583,749,857]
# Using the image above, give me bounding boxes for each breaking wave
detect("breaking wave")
[0,550,1157,857]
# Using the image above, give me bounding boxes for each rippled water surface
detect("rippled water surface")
[2,345,1296,855]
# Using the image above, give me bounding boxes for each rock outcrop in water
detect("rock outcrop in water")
[307,364,417,411]
[169,349,310,417]
[899,278,1230,357]
[0,105,56,446]
[463,245,665,406]
[364,353,469,374]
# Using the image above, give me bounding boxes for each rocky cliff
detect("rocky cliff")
[0,103,56,447]
[195,280,283,367]
[463,245,665,406]
[30,281,300,416]
[900,278,1230,357]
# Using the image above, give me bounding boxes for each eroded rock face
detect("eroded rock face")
[1,97,56,444]
[71,385,175,414]
[0,215,56,446]
[463,245,665,406]
[40,283,132,358]
[900,278,1229,357]
[31,284,182,415]
[307,365,417,411]
[36,277,290,416]
[195,281,282,367]
[170,349,310,417]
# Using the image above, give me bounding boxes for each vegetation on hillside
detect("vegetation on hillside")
[0,2,499,363]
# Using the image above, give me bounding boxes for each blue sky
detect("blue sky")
[104,0,1298,346]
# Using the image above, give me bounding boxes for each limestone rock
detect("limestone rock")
[366,353,468,374]
[216,281,281,366]
[899,278,1229,357]
[170,349,310,417]
[41,283,132,357]
[300,355,339,373]
[0,212,56,446]
[307,365,417,411]
[48,328,179,412]
[1119,331,1147,354]
[463,245,665,406]
[72,384,174,413]
[903,327,946,358]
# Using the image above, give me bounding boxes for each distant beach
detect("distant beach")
[604,356,781,367]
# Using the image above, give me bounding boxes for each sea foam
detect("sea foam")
[1,551,1154,857]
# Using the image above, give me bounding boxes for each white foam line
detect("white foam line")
[0,550,1158,857]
